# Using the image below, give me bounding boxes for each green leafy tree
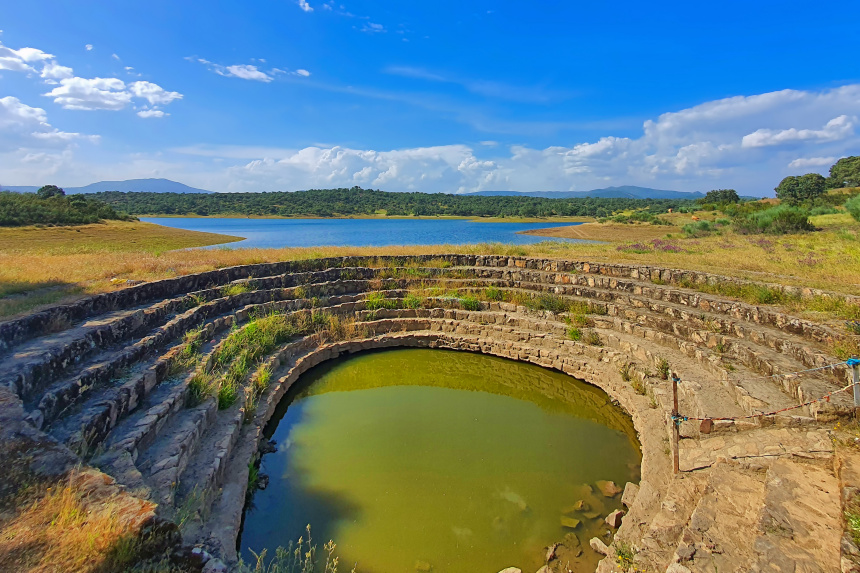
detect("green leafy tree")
[36,184,65,199]
[775,173,826,205]
[827,156,860,189]
[701,189,739,204]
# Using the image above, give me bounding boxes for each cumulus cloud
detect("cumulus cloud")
[0,96,98,151]
[128,81,183,105]
[195,83,860,194]
[297,0,313,12]
[742,115,855,148]
[295,69,311,77]
[85,44,93,51]
[44,77,131,110]
[360,22,385,33]
[0,41,54,72]
[40,61,74,79]
[788,156,836,169]
[43,77,182,111]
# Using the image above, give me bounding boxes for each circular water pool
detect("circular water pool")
[239,349,640,572]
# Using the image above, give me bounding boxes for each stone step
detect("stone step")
[667,458,842,572]
[136,399,218,508]
[668,463,767,571]
[678,427,833,473]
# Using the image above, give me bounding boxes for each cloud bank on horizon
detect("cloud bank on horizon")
[1,1,858,195]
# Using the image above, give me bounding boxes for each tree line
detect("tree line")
[0,186,134,227]
[89,187,697,218]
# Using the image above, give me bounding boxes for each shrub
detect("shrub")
[460,296,482,311]
[732,205,815,235]
[847,194,860,222]
[657,358,670,380]
[402,293,423,309]
[567,327,582,341]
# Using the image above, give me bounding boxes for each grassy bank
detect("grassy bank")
[1,213,859,319]
[0,221,242,317]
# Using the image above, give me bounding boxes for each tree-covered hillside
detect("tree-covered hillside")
[0,187,134,226]
[91,187,697,218]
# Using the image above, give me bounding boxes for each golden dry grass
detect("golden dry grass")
[522,221,682,242]
[0,469,158,573]
[1,213,859,319]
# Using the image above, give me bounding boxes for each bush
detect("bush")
[0,191,134,226]
[732,205,815,235]
[847,195,860,222]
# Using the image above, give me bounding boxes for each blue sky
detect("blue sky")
[1,0,859,194]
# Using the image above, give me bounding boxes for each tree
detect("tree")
[701,189,739,204]
[36,185,65,199]
[774,173,826,205]
[827,156,860,189]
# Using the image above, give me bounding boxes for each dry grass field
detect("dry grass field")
[1,212,858,320]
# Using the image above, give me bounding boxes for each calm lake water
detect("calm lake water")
[240,349,640,573]
[141,217,583,248]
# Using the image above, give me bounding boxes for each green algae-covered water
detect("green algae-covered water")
[240,349,641,573]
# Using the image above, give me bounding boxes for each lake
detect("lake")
[141,217,583,248]
[240,349,640,573]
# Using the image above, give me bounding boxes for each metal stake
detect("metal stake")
[672,372,680,475]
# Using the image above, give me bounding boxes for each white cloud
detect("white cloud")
[788,156,836,169]
[85,44,93,51]
[40,61,74,79]
[137,108,166,118]
[0,41,53,72]
[220,64,273,82]
[44,77,182,112]
[360,22,385,33]
[0,96,98,151]
[297,0,313,11]
[192,58,309,82]
[44,77,131,110]
[111,53,120,60]
[742,115,855,148]
[128,81,183,105]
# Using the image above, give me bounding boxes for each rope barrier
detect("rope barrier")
[670,360,859,424]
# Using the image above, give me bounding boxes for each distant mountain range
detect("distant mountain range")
[2,178,212,194]
[466,186,706,200]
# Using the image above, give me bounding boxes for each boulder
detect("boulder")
[589,537,609,555]
[596,480,622,497]
[562,499,587,513]
[621,482,639,508]
[605,509,624,528]
[666,564,692,573]
[497,569,522,573]
[202,560,228,573]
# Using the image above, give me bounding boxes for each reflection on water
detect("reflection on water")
[239,349,641,573]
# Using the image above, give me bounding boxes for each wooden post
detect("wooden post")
[852,360,860,409]
[672,371,680,475]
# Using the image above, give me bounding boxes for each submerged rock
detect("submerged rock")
[596,480,622,497]
[415,560,432,572]
[561,499,587,513]
[560,516,581,529]
[589,537,609,555]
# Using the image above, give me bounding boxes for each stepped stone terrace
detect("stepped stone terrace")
[1,254,859,573]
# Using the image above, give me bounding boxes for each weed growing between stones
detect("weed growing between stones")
[657,358,670,380]
[221,281,254,297]
[614,540,638,572]
[364,291,397,311]
[619,363,633,382]
[460,296,482,311]
[567,327,582,341]
[583,330,603,346]
[484,286,504,301]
